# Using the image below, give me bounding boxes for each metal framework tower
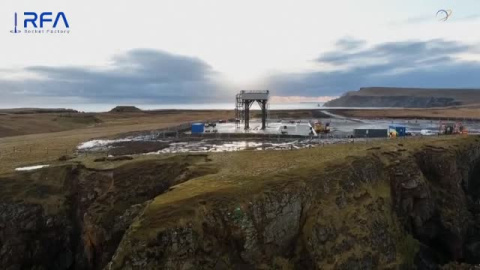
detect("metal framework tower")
[235,90,269,130]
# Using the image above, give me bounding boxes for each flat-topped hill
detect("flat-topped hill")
[109,106,142,113]
[324,87,480,108]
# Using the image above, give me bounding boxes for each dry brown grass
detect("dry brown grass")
[0,110,233,138]
[0,110,232,174]
[330,107,480,120]
[133,135,476,240]
[0,113,101,137]
[0,106,476,174]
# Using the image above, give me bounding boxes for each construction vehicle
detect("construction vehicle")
[458,124,468,134]
[438,121,468,135]
[314,121,330,134]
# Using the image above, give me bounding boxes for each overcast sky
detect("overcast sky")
[1,0,480,108]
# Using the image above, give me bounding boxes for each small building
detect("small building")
[191,123,205,134]
[389,125,406,137]
[353,129,388,138]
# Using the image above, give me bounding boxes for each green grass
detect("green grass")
[127,136,477,235]
[0,110,233,174]
[108,135,480,269]
[397,234,420,268]
[2,135,478,268]
[0,164,76,214]
[0,153,217,216]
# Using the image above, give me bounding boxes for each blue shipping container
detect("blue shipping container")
[191,123,204,133]
[389,125,406,137]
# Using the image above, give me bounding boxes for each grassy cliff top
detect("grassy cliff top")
[126,135,479,240]
[0,110,233,174]
[2,135,476,215]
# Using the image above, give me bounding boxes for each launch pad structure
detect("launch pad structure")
[235,90,269,130]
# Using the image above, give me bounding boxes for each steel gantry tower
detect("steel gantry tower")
[235,90,269,130]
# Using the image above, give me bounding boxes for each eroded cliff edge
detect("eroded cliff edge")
[323,87,480,108]
[108,137,480,269]
[0,155,217,270]
[2,137,480,269]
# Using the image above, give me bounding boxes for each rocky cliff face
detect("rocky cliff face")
[324,95,461,108]
[0,202,75,269]
[108,138,480,269]
[0,155,216,270]
[2,138,480,269]
[390,143,480,267]
[106,157,406,269]
[322,87,480,108]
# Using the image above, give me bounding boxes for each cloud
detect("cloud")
[0,49,229,106]
[391,13,480,26]
[389,10,480,27]
[2,39,480,108]
[387,14,436,26]
[270,96,336,103]
[457,14,480,21]
[266,39,480,96]
[335,37,366,50]
[317,39,468,67]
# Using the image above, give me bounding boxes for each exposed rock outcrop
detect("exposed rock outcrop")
[3,138,480,269]
[108,157,407,269]
[0,155,216,270]
[0,202,74,269]
[325,95,461,108]
[324,87,480,108]
[108,138,480,269]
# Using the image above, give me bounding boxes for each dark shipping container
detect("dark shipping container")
[353,129,388,138]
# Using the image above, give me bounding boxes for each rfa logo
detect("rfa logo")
[10,12,70,34]
[10,13,20,33]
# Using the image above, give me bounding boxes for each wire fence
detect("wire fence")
[0,145,77,158]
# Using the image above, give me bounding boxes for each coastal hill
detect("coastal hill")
[109,106,142,113]
[324,87,480,108]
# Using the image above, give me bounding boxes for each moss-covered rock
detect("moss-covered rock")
[108,136,480,269]
[0,155,216,269]
[3,136,480,269]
